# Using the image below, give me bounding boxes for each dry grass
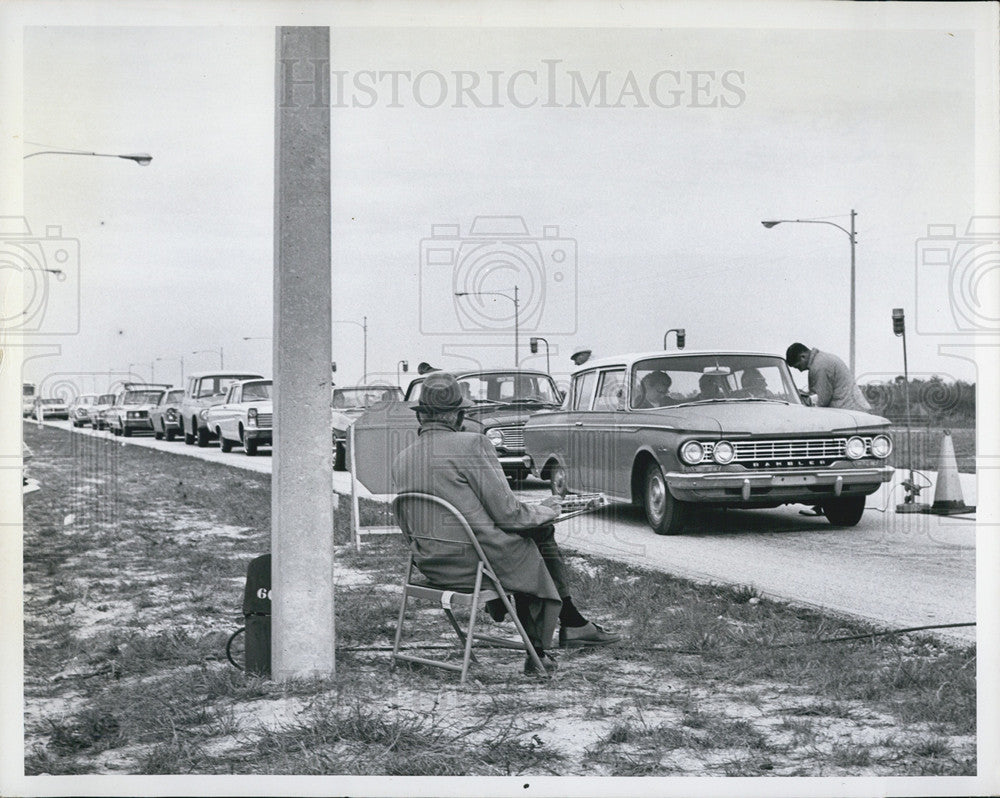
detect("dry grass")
[21,424,977,777]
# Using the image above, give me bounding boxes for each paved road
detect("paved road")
[36,419,978,643]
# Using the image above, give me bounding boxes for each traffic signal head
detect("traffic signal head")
[530,337,539,353]
[676,329,686,349]
[892,308,905,336]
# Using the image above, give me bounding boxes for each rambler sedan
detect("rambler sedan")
[523,351,894,534]
[205,379,272,455]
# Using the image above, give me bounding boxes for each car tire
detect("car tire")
[219,429,233,453]
[333,441,346,471]
[184,418,196,445]
[244,437,258,456]
[548,462,569,497]
[822,496,866,527]
[196,425,210,447]
[644,463,687,535]
[122,426,132,437]
[154,423,163,440]
[165,427,176,442]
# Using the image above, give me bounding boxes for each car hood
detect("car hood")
[631,401,889,436]
[465,403,558,428]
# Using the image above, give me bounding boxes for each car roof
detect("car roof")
[572,350,785,374]
[187,370,265,379]
[411,368,551,380]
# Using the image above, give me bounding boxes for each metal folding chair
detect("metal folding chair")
[391,492,548,682]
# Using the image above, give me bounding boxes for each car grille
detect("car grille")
[702,437,876,468]
[257,413,273,428]
[495,425,525,451]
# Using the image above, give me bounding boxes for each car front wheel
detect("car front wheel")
[644,463,687,535]
[333,441,346,471]
[219,429,232,453]
[184,418,196,445]
[196,425,210,447]
[823,496,866,527]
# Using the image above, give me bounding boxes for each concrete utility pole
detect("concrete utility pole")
[272,26,335,678]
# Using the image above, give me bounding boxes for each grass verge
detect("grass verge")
[22,424,976,776]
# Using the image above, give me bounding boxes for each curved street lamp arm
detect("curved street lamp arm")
[762,218,853,241]
[24,150,153,165]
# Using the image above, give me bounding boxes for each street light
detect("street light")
[24,149,152,165]
[155,355,185,386]
[663,328,686,349]
[126,362,147,383]
[529,336,550,374]
[761,209,857,374]
[397,360,409,386]
[454,286,520,367]
[332,317,368,382]
[191,348,224,369]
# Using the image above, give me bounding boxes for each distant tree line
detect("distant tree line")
[861,376,975,427]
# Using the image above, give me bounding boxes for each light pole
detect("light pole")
[155,355,184,387]
[529,337,550,374]
[191,348,224,369]
[126,362,146,383]
[24,149,152,165]
[397,359,409,387]
[761,210,857,374]
[454,286,520,367]
[663,328,686,349]
[332,317,367,382]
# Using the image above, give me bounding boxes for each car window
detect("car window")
[593,369,626,411]
[631,355,799,404]
[572,371,597,410]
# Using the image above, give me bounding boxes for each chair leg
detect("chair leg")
[457,569,487,684]
[391,560,416,668]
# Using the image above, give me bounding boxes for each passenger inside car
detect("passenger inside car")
[737,368,773,399]
[698,373,727,400]
[634,371,674,408]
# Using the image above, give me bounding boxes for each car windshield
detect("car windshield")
[242,382,273,401]
[631,355,799,409]
[163,390,184,404]
[197,375,260,398]
[124,391,164,405]
[98,394,115,404]
[42,398,64,405]
[408,372,560,406]
[23,386,36,397]
[332,386,403,409]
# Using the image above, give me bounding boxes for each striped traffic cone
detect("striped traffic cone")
[924,430,975,515]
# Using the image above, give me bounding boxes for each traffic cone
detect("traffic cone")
[923,430,975,515]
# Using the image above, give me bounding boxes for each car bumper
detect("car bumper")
[497,454,532,473]
[245,429,272,444]
[665,465,894,503]
[123,419,154,431]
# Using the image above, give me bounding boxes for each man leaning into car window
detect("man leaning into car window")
[391,372,621,676]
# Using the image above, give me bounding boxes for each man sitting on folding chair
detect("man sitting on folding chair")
[391,371,620,675]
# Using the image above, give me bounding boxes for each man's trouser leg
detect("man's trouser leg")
[516,524,570,598]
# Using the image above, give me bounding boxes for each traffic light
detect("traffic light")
[676,329,686,349]
[530,337,539,354]
[892,308,905,337]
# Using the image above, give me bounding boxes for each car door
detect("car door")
[582,368,628,495]
[218,385,240,440]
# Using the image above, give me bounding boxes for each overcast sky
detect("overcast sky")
[11,3,999,399]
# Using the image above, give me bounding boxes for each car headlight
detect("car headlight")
[127,411,138,419]
[199,408,209,420]
[680,440,705,465]
[845,435,867,460]
[870,434,892,458]
[712,440,736,465]
[486,428,503,447]
[166,409,177,422]
[248,408,258,427]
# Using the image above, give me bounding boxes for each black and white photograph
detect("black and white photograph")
[1,1,998,796]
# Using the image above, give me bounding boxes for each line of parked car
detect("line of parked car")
[40,345,898,536]
[57,370,406,462]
